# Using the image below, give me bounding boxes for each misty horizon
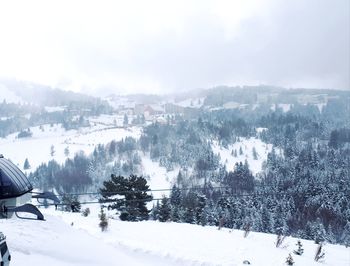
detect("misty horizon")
[0,0,349,95]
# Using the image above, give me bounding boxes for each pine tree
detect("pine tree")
[314,220,327,244]
[82,208,90,217]
[23,158,31,170]
[204,200,217,226]
[293,240,304,255]
[64,146,70,157]
[285,254,294,265]
[243,222,251,238]
[183,207,195,224]
[100,174,152,221]
[170,185,182,222]
[274,203,288,234]
[71,197,81,213]
[99,208,108,232]
[252,147,258,160]
[341,222,350,247]
[123,114,129,127]
[151,201,160,220]
[50,145,55,157]
[234,149,238,157]
[326,224,336,244]
[61,195,81,212]
[158,196,171,222]
[195,194,206,225]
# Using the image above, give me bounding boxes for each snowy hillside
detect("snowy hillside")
[174,97,205,108]
[1,212,177,266]
[141,156,180,197]
[0,85,24,104]
[0,122,141,171]
[2,207,349,266]
[212,138,279,175]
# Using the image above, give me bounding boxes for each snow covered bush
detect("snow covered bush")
[285,254,294,265]
[82,208,91,217]
[293,240,304,255]
[99,208,108,232]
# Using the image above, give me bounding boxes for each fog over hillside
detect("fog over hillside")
[0,1,349,266]
[0,0,349,94]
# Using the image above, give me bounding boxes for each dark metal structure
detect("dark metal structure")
[0,155,59,220]
[0,232,11,266]
[0,156,32,200]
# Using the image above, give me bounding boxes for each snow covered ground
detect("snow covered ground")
[212,138,278,175]
[1,212,179,266]
[0,85,24,104]
[44,106,66,113]
[0,122,142,171]
[1,207,349,266]
[141,156,180,198]
[174,97,205,108]
[278,104,291,112]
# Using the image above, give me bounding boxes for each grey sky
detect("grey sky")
[0,0,349,94]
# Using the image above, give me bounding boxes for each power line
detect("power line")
[33,184,349,199]
[33,198,162,208]
[30,189,350,209]
[54,186,230,197]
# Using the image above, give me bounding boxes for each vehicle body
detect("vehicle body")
[0,232,10,266]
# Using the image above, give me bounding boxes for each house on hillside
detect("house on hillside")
[135,104,164,120]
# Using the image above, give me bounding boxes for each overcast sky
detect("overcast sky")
[0,0,349,94]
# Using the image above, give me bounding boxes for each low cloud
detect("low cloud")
[0,0,348,93]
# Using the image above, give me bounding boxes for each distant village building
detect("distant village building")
[134,104,164,120]
[164,103,185,114]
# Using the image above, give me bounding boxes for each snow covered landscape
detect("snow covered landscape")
[0,85,349,265]
[211,138,276,175]
[0,85,349,266]
[1,1,349,265]
[2,206,349,266]
[0,122,142,172]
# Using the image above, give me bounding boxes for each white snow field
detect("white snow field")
[1,207,349,266]
[141,156,180,197]
[0,122,141,171]
[0,213,179,266]
[174,97,205,108]
[212,138,278,175]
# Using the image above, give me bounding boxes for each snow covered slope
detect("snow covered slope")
[0,85,24,104]
[2,207,349,266]
[212,138,279,175]
[1,213,179,266]
[141,156,180,197]
[0,123,141,171]
[174,97,205,108]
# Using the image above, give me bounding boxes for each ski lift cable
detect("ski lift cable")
[31,183,336,198]
[24,190,350,209]
[57,186,231,197]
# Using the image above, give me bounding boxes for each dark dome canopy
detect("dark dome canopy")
[0,156,33,200]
